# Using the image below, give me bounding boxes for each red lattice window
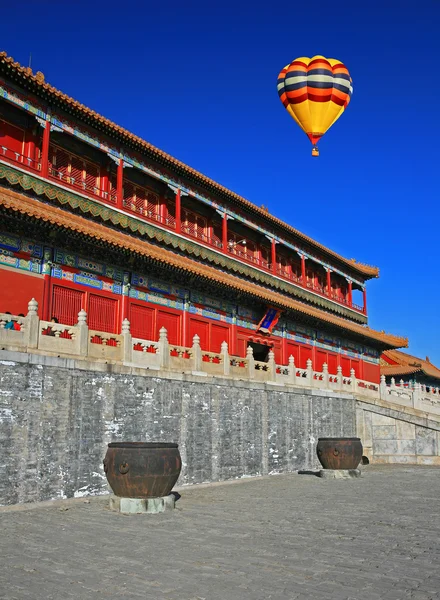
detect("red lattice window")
[49,145,101,197]
[212,224,222,247]
[145,191,159,218]
[85,163,100,195]
[51,285,85,326]
[51,146,69,181]
[88,294,117,333]
[245,241,257,263]
[260,246,270,268]
[129,304,155,340]
[165,199,176,227]
[123,181,136,209]
[123,183,159,217]
[277,254,290,276]
[108,169,117,204]
[70,155,84,187]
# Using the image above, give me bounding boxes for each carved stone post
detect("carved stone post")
[412,382,421,410]
[25,298,39,349]
[306,358,313,387]
[350,368,357,393]
[322,362,329,388]
[158,327,170,370]
[121,318,132,363]
[221,341,230,376]
[380,374,387,400]
[268,350,276,382]
[77,309,88,357]
[192,334,202,372]
[288,355,296,385]
[247,346,255,379]
[337,365,343,391]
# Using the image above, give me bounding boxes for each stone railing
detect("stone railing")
[381,377,440,416]
[1,300,439,416]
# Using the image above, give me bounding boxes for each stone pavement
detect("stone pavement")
[1,465,440,600]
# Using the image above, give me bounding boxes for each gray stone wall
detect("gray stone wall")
[0,350,356,505]
[356,400,440,465]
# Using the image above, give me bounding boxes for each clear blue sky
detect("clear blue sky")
[2,1,439,363]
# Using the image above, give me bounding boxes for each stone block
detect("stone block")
[396,420,416,440]
[416,455,440,466]
[372,440,398,455]
[318,469,362,479]
[374,454,413,464]
[415,427,437,455]
[372,424,396,440]
[356,408,365,440]
[363,410,373,447]
[396,439,416,455]
[372,413,395,426]
[109,495,175,514]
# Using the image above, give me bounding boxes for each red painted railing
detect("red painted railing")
[0,146,40,172]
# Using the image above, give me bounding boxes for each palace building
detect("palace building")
[0,52,406,384]
[381,350,440,389]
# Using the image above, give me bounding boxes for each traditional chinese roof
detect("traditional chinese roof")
[381,350,440,381]
[0,186,405,349]
[0,51,379,280]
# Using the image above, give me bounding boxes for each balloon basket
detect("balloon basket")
[312,146,319,157]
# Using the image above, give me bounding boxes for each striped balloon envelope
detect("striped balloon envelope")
[277,55,353,156]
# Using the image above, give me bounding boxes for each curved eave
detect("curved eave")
[0,186,404,350]
[0,51,378,280]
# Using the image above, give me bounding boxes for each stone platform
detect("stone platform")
[109,494,175,514]
[318,468,362,479]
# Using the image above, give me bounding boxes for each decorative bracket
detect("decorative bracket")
[167,183,188,197]
[35,116,47,129]
[107,153,120,165]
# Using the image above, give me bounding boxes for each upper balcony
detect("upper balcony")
[0,110,367,318]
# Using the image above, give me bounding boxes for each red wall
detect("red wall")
[0,268,44,315]
[362,362,380,384]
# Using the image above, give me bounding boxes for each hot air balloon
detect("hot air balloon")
[277,55,353,157]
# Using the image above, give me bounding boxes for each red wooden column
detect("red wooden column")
[347,280,353,306]
[40,118,51,178]
[326,268,332,297]
[222,212,228,251]
[41,248,53,321]
[116,158,124,209]
[100,165,109,201]
[182,294,190,347]
[230,308,237,356]
[300,255,306,284]
[363,287,367,314]
[175,189,182,233]
[25,133,36,168]
[271,239,277,274]
[121,295,129,322]
[120,274,131,329]
[281,327,288,365]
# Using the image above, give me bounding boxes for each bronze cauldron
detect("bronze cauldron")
[316,437,363,470]
[103,442,181,498]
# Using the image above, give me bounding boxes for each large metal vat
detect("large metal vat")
[103,442,181,498]
[316,437,363,470]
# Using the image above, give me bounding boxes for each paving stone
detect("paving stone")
[1,465,440,599]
